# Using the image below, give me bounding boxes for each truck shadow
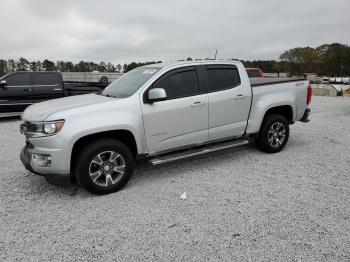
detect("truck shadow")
[129,143,258,187]
[23,143,258,198]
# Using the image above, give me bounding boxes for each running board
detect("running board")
[150,139,249,166]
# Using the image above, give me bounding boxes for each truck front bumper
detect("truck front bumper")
[20,143,72,187]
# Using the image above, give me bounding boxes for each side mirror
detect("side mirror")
[0,80,6,87]
[147,88,167,103]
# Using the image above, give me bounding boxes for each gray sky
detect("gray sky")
[0,0,349,64]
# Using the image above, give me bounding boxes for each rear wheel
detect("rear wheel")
[75,139,134,195]
[256,114,289,153]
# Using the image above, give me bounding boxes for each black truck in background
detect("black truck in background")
[0,71,117,117]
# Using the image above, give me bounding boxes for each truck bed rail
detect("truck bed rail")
[250,77,306,87]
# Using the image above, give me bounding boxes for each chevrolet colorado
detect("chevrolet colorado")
[20,61,311,195]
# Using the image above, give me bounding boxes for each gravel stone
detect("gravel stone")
[0,96,349,261]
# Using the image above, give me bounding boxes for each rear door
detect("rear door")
[141,66,209,153]
[0,72,33,113]
[31,72,64,102]
[205,65,251,140]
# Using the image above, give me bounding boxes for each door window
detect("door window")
[5,73,30,86]
[32,73,58,85]
[154,69,200,100]
[206,67,241,92]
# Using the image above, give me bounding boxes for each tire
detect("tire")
[74,139,134,195]
[256,114,289,153]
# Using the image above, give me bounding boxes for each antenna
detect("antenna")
[214,49,218,60]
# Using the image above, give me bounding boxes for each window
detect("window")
[103,67,160,98]
[206,67,240,92]
[154,69,199,100]
[32,73,59,85]
[5,73,30,86]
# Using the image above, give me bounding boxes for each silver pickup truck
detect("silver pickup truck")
[20,61,311,194]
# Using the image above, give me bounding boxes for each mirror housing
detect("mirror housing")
[147,88,167,103]
[0,80,6,87]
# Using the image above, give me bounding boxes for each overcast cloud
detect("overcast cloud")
[0,0,349,64]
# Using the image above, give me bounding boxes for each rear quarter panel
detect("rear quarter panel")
[246,80,308,134]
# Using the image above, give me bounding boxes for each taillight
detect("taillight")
[307,84,312,105]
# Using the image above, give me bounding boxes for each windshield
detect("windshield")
[102,67,160,98]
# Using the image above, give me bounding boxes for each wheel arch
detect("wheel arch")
[70,129,138,173]
[263,105,294,124]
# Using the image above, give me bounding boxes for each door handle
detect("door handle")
[234,94,246,100]
[23,88,32,92]
[191,101,205,107]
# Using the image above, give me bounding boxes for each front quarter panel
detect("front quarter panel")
[47,95,146,171]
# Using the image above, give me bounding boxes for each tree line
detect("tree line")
[1,42,349,78]
[0,58,162,77]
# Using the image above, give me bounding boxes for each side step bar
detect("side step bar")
[149,139,249,166]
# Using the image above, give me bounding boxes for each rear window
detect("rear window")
[206,66,240,92]
[5,73,30,86]
[32,73,59,85]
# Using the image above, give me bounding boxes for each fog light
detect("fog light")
[32,154,51,167]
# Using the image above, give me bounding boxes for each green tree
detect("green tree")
[316,43,350,76]
[17,57,29,71]
[122,63,128,73]
[280,47,319,74]
[0,59,8,77]
[42,59,56,71]
[36,61,42,71]
[7,59,16,73]
[106,62,115,72]
[29,61,37,71]
[98,62,107,72]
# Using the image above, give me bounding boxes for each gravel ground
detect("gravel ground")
[1,96,350,261]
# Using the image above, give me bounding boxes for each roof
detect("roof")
[143,60,242,69]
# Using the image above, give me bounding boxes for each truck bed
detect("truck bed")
[250,77,306,87]
[246,78,309,134]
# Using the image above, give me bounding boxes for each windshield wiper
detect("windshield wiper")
[103,93,118,98]
[96,91,115,98]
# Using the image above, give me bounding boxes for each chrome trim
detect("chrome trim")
[0,103,33,105]
[6,84,59,88]
[0,112,22,117]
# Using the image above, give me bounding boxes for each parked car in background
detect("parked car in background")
[329,77,336,83]
[0,71,121,117]
[336,77,343,83]
[321,77,329,84]
[246,68,264,78]
[342,77,349,84]
[20,61,311,194]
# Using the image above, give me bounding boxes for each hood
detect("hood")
[22,93,115,121]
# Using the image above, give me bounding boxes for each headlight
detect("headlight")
[23,120,65,138]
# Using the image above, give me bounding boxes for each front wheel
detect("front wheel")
[256,114,289,153]
[75,139,134,195]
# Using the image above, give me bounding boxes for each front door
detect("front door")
[141,66,209,154]
[0,72,33,113]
